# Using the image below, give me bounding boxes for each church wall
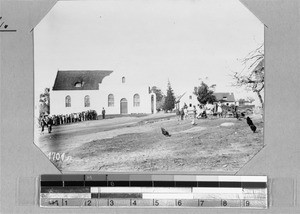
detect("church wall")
[50,90,99,115]
[50,87,156,115]
[50,72,157,116]
[98,83,155,115]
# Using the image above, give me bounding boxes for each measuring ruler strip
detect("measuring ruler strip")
[40,186,90,193]
[40,175,267,208]
[40,198,266,208]
[41,193,91,198]
[40,187,266,194]
[40,192,266,200]
[41,180,267,188]
[41,174,267,187]
[91,187,193,193]
[90,187,248,193]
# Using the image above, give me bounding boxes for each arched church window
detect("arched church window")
[108,94,114,107]
[65,95,71,107]
[133,94,140,107]
[74,82,82,87]
[84,95,90,107]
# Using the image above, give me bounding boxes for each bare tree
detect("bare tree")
[232,44,264,107]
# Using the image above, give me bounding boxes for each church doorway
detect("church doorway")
[120,98,128,114]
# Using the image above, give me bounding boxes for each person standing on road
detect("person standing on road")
[176,108,181,121]
[179,107,184,120]
[184,107,188,120]
[46,115,53,133]
[102,107,106,119]
[193,105,197,119]
[202,104,207,119]
[40,115,47,134]
[196,104,202,119]
[217,101,222,118]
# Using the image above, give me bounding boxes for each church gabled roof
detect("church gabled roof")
[52,70,113,90]
[213,92,235,102]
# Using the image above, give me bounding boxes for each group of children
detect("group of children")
[39,109,99,134]
[177,102,223,121]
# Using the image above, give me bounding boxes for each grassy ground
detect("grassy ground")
[52,114,264,173]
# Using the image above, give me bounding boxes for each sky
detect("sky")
[34,0,264,101]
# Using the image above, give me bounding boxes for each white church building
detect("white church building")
[50,70,156,115]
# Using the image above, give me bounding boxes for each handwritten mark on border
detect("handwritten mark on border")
[0,16,17,32]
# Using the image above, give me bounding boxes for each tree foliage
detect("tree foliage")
[39,88,50,117]
[151,86,165,111]
[151,86,164,102]
[163,81,176,111]
[193,81,216,105]
[156,96,166,112]
[232,44,264,106]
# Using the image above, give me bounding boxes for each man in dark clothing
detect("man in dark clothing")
[175,108,181,121]
[40,116,47,134]
[180,108,184,120]
[46,116,53,133]
[102,107,106,119]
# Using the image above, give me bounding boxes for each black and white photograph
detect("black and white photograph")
[34,0,264,172]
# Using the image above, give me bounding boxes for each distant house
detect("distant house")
[213,92,237,106]
[176,92,237,109]
[175,92,186,109]
[50,70,156,115]
[176,92,198,110]
[238,99,255,106]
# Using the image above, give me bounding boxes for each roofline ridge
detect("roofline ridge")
[53,70,113,91]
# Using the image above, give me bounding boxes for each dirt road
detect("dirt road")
[35,113,264,173]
